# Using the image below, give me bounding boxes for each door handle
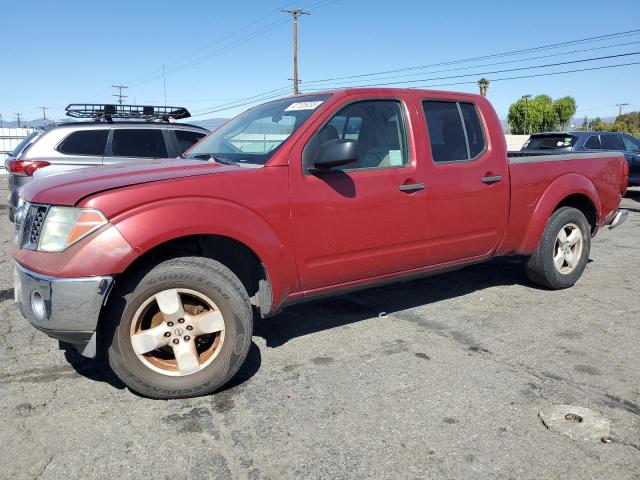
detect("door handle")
[399,182,425,192]
[481,175,502,184]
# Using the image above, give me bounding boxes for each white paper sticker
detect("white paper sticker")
[284,101,324,111]
[388,150,403,166]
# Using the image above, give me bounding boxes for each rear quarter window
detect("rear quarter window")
[57,130,108,156]
[175,130,206,154]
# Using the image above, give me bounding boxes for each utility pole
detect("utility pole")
[38,106,48,121]
[281,8,310,95]
[162,64,167,106]
[112,84,129,105]
[522,95,532,135]
[14,113,22,128]
[616,103,629,116]
[0,114,3,128]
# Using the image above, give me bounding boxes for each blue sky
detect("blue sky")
[2,0,640,125]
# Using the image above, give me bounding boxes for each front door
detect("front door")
[419,99,509,265]
[289,98,430,291]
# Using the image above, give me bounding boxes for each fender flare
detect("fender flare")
[518,173,601,254]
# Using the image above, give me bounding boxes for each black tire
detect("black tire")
[525,207,591,289]
[105,256,253,399]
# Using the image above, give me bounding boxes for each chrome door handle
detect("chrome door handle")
[399,182,425,192]
[481,175,502,184]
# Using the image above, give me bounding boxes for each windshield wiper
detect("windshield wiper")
[183,153,239,166]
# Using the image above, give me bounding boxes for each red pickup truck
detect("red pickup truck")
[13,88,628,399]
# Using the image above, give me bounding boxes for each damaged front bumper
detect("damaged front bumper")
[13,263,113,357]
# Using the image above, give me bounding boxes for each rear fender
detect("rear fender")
[111,197,298,310]
[518,173,600,254]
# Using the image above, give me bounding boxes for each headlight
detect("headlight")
[38,207,108,252]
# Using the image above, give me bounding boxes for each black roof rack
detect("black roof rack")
[65,104,191,122]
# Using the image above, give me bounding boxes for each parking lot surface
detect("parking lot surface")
[1,180,639,479]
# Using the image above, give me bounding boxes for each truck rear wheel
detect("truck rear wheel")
[525,207,591,289]
[106,256,252,399]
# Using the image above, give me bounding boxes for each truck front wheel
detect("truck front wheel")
[525,206,591,289]
[105,256,253,399]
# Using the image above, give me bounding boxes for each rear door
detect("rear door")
[104,127,169,165]
[420,98,509,265]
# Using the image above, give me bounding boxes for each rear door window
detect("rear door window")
[175,130,206,154]
[584,135,601,149]
[422,101,486,162]
[112,129,168,158]
[57,130,108,156]
[600,134,625,151]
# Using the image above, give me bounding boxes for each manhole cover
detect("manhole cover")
[539,405,610,443]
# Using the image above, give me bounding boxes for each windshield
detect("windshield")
[186,94,331,166]
[9,131,41,157]
[522,134,576,151]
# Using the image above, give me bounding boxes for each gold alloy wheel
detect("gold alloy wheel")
[553,223,583,274]
[129,288,225,376]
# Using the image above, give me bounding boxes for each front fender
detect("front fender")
[518,173,600,254]
[110,196,298,309]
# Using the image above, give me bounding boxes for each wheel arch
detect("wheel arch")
[109,198,299,316]
[519,173,600,254]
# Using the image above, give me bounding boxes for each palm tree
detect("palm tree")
[478,78,490,97]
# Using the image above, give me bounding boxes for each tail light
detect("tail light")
[621,158,629,196]
[4,160,51,177]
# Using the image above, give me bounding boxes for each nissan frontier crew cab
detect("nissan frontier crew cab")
[13,88,629,399]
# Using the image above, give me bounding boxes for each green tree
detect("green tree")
[507,94,576,134]
[553,96,577,129]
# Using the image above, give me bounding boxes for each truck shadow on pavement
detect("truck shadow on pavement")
[255,257,535,349]
[62,341,263,395]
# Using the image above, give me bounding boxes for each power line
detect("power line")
[302,40,640,87]
[307,51,640,90]
[191,60,640,117]
[300,28,640,85]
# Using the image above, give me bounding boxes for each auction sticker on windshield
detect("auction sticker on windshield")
[285,101,324,111]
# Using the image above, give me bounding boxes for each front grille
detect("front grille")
[18,203,49,250]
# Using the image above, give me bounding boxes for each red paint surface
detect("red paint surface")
[13,88,626,313]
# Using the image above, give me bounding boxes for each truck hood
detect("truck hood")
[21,158,238,206]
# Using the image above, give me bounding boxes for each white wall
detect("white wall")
[0,127,35,174]
[505,134,529,152]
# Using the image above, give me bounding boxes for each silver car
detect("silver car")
[5,107,208,221]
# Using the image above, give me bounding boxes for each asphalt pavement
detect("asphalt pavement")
[1,178,639,479]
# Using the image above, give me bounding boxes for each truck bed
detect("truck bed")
[498,151,626,255]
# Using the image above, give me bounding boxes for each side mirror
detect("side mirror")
[312,139,359,172]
